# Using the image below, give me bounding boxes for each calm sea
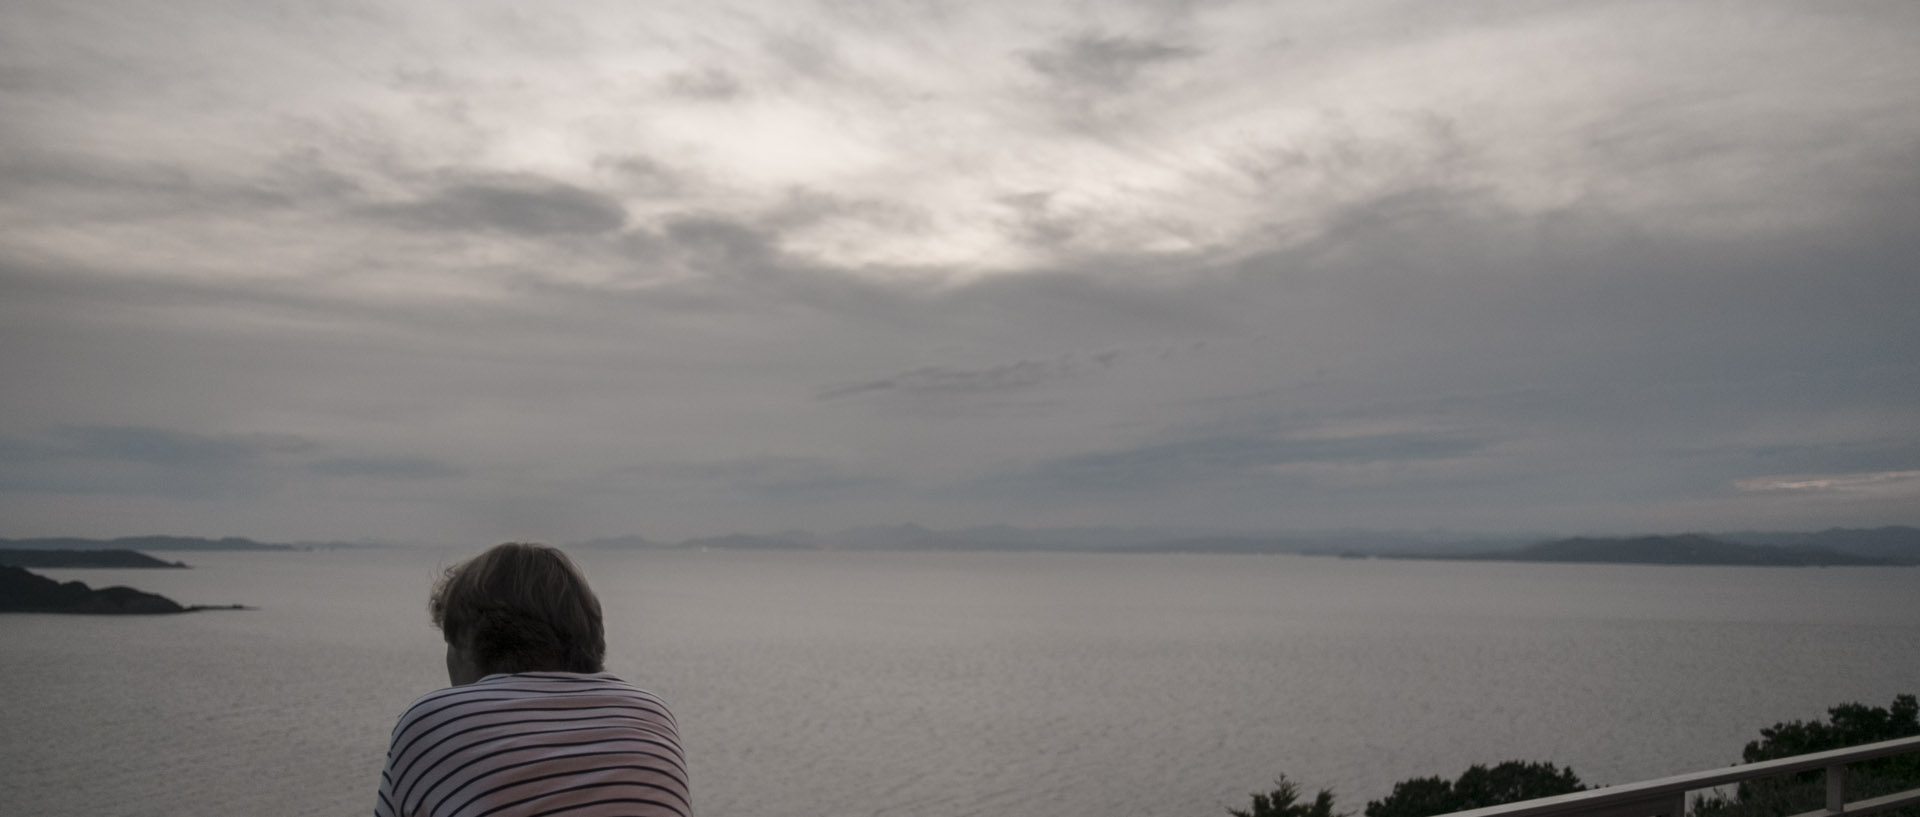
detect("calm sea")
[2,549,1916,817]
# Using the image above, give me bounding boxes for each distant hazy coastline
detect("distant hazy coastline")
[5,526,1916,566]
[0,535,379,552]
[570,525,1920,566]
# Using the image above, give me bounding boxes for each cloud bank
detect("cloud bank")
[2,0,1917,541]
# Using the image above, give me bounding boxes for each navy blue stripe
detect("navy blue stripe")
[471,782,687,817]
[404,718,681,809]
[430,747,689,817]
[394,698,670,777]
[402,733,687,813]
[446,765,690,817]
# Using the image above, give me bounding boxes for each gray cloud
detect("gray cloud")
[818,357,1084,400]
[363,174,627,236]
[664,67,745,99]
[1022,33,1198,93]
[38,426,311,466]
[651,455,884,499]
[595,155,685,197]
[999,430,1490,496]
[0,426,312,497]
[0,149,355,222]
[0,426,462,498]
[997,191,1082,247]
[3,2,1917,539]
[308,457,464,479]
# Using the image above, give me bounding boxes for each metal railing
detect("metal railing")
[1440,735,1920,817]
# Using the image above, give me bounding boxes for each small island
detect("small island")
[0,549,187,569]
[0,565,246,614]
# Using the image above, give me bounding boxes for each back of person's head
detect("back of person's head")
[430,542,606,675]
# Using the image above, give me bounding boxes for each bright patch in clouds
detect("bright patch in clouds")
[1737,471,1920,496]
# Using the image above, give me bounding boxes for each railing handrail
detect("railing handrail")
[1439,734,1920,817]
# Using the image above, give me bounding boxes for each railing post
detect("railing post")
[1663,791,1688,817]
[1827,764,1847,815]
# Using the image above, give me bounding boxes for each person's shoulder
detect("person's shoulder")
[388,680,495,735]
[513,671,680,725]
[505,670,656,693]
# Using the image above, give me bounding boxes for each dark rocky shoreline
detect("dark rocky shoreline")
[0,564,240,614]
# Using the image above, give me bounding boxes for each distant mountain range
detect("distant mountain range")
[7,526,1914,566]
[0,536,379,551]
[574,525,1920,565]
[574,524,1498,554]
[1412,533,1911,566]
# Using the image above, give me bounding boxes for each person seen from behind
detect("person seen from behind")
[375,542,689,817]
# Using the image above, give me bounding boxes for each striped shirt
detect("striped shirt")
[375,672,689,817]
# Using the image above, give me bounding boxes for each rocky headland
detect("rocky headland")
[0,565,206,614]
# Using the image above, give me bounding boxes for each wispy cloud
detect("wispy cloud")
[818,355,1098,400]
[1002,430,1491,495]
[1735,471,1920,495]
[0,426,460,498]
[308,457,464,479]
[650,455,883,499]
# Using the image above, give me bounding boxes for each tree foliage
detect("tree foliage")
[1695,694,1920,817]
[1741,694,1919,763]
[1362,762,1585,817]
[1229,776,1345,817]
[1232,695,1919,817]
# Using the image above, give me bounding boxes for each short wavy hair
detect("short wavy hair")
[429,542,606,674]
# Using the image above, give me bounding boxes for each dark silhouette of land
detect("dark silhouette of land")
[1,565,189,613]
[1,565,249,613]
[0,549,187,569]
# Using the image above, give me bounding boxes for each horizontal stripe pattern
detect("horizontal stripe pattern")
[376,672,688,817]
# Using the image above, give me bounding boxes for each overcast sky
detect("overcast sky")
[3,0,1917,543]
